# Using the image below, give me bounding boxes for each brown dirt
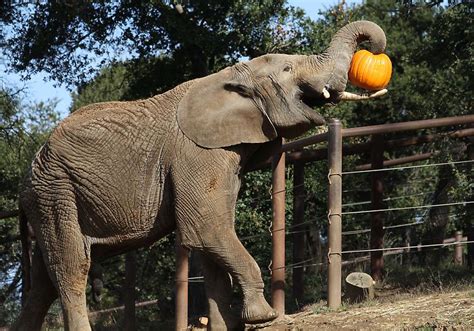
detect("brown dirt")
[248,289,474,330]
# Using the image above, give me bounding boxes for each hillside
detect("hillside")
[251,289,474,330]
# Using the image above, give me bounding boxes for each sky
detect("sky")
[1,0,360,118]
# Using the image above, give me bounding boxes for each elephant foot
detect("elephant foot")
[241,292,278,324]
[208,314,244,331]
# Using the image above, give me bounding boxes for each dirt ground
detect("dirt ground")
[248,289,474,330]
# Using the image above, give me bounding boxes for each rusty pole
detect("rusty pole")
[370,134,385,282]
[175,242,189,331]
[292,161,305,307]
[271,138,286,315]
[327,119,342,309]
[455,231,463,265]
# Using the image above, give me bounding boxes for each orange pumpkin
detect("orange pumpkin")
[348,50,392,90]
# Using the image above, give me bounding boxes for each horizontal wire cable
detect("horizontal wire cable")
[240,208,468,242]
[266,240,474,273]
[340,173,460,194]
[342,159,474,176]
[342,200,473,216]
[335,240,474,255]
[239,229,308,242]
[342,220,423,235]
[341,228,372,235]
[342,191,436,208]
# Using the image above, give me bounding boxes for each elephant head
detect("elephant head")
[178,20,387,148]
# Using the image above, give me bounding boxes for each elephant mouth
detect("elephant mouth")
[300,92,330,109]
[295,84,330,125]
[298,83,337,110]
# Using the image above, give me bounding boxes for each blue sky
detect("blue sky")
[1,0,359,118]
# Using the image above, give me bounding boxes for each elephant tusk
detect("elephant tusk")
[322,87,331,99]
[340,89,388,101]
[175,4,184,14]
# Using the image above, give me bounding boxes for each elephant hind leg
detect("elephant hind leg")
[44,233,92,331]
[36,196,92,331]
[12,246,58,331]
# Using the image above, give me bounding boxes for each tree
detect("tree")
[2,1,312,86]
[0,87,59,325]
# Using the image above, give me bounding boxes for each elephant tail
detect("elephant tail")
[19,206,32,304]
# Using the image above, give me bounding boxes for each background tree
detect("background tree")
[0,87,59,325]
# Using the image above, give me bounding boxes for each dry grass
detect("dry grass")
[251,288,474,330]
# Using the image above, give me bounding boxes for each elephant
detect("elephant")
[13,20,388,331]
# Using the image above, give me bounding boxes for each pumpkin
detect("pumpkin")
[348,50,392,90]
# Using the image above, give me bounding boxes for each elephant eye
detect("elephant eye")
[283,64,292,72]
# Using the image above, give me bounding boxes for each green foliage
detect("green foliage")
[384,262,474,292]
[70,64,130,111]
[0,88,59,325]
[2,0,313,86]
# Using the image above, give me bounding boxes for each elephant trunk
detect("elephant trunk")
[327,20,386,56]
[307,21,387,96]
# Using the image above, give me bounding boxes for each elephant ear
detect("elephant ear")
[177,69,278,149]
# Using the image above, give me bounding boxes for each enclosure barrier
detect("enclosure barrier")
[175,243,189,331]
[271,139,286,314]
[1,114,473,330]
[276,113,474,312]
[327,119,342,308]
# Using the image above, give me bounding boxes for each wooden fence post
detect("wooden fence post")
[292,161,305,307]
[271,138,286,315]
[370,134,385,282]
[328,119,342,309]
[175,242,189,331]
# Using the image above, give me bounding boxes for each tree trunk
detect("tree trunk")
[123,251,137,331]
[188,252,207,319]
[467,134,474,269]
[292,162,305,307]
[421,166,455,266]
[370,134,385,282]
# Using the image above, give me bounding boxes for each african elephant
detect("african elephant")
[13,20,388,331]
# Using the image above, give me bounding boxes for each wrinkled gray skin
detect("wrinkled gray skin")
[13,21,387,331]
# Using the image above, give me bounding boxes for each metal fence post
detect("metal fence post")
[272,138,286,315]
[328,119,342,309]
[455,231,463,265]
[292,161,305,306]
[370,134,385,282]
[175,242,189,331]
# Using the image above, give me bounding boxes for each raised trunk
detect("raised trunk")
[328,20,386,89]
[308,21,387,94]
[327,20,386,56]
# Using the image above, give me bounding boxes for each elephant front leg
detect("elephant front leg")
[173,158,278,325]
[193,227,278,324]
[200,253,244,330]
